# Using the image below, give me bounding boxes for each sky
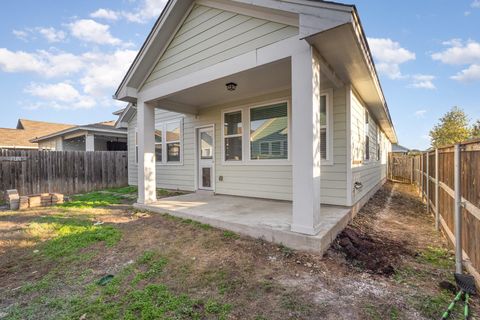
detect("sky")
[0,0,479,150]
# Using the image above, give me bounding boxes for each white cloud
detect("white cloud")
[89,0,168,24]
[0,48,84,77]
[414,110,427,118]
[12,29,29,41]
[90,8,120,21]
[368,37,416,79]
[451,64,480,82]
[433,39,480,83]
[26,82,80,102]
[68,19,122,46]
[25,82,96,109]
[410,74,436,90]
[472,0,480,8]
[80,49,137,97]
[123,0,168,23]
[432,39,480,65]
[37,27,66,43]
[465,11,472,16]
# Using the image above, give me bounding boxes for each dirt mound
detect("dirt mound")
[335,227,402,276]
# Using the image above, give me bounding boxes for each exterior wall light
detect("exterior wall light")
[226,82,237,91]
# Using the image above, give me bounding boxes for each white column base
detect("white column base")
[291,223,321,236]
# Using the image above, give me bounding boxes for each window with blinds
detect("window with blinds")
[320,95,328,160]
[250,102,288,160]
[155,128,162,162]
[365,109,370,161]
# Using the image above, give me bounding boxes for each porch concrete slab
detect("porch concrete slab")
[134,192,352,254]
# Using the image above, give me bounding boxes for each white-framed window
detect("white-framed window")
[154,118,183,164]
[155,127,162,163]
[249,102,289,161]
[223,110,243,162]
[364,109,370,161]
[320,89,333,164]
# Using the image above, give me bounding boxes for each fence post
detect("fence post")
[421,153,424,201]
[426,151,430,213]
[435,148,439,231]
[454,144,462,274]
[410,157,414,184]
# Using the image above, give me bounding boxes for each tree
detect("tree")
[429,106,471,148]
[472,120,480,139]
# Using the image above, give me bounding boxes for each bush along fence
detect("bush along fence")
[0,149,128,196]
[388,142,480,287]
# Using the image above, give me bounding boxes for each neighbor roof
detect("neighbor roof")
[31,121,127,143]
[392,144,410,153]
[0,119,75,149]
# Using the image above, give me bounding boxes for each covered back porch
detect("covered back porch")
[134,192,352,253]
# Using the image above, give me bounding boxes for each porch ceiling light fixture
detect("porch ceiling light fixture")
[226,82,237,91]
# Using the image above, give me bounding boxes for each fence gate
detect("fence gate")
[388,153,413,183]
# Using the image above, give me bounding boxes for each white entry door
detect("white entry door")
[198,126,214,191]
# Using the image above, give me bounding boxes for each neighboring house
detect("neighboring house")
[31,121,127,151]
[0,119,74,150]
[392,144,410,154]
[113,0,397,236]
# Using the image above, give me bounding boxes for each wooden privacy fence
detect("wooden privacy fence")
[0,149,128,196]
[388,143,480,285]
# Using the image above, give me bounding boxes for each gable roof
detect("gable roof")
[113,0,396,143]
[113,0,354,102]
[0,119,75,149]
[31,121,127,143]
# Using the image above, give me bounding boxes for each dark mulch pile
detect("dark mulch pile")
[335,226,410,276]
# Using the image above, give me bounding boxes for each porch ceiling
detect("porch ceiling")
[151,58,334,113]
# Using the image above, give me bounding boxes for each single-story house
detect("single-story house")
[0,119,74,150]
[392,144,410,154]
[113,0,397,250]
[31,121,127,151]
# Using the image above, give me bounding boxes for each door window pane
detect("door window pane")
[200,131,213,159]
[202,167,211,188]
[250,103,288,160]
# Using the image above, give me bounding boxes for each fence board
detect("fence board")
[0,149,128,196]
[388,142,480,282]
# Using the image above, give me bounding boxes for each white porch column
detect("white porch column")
[85,133,95,151]
[291,44,321,235]
[137,100,157,204]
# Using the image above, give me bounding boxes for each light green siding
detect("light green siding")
[143,4,298,88]
[350,90,391,203]
[320,87,348,205]
[127,87,349,204]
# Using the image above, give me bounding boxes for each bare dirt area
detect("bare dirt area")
[0,183,478,319]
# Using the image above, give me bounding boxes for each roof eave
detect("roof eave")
[304,17,397,143]
[31,126,127,143]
